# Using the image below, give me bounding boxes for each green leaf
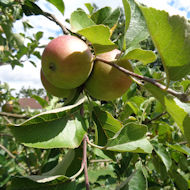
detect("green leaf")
[144,83,190,143]
[123,48,157,65]
[70,10,95,32]
[139,5,190,81]
[31,95,48,108]
[122,0,131,50]
[22,1,43,16]
[13,33,25,48]
[9,97,87,148]
[88,168,116,184]
[44,147,83,177]
[152,141,172,171]
[117,162,147,190]
[8,148,82,189]
[85,3,94,14]
[92,106,122,139]
[102,8,120,28]
[35,31,43,41]
[124,0,149,48]
[47,0,65,15]
[106,122,153,153]
[26,148,82,183]
[78,25,117,54]
[91,7,112,25]
[170,166,189,190]
[167,144,190,156]
[123,0,131,32]
[152,155,168,181]
[8,178,76,190]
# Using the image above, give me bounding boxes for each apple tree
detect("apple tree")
[0,0,190,189]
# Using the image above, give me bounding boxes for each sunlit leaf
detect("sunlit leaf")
[70,10,95,32]
[78,25,117,54]
[124,0,149,48]
[9,97,87,148]
[47,0,65,15]
[123,48,157,65]
[139,5,190,81]
[106,122,153,153]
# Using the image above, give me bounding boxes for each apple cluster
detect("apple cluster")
[41,35,132,101]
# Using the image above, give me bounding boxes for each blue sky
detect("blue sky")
[0,0,190,93]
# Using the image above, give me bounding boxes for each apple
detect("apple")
[41,35,93,89]
[2,101,13,113]
[85,49,133,101]
[40,69,76,98]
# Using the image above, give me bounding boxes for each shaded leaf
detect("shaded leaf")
[91,7,112,25]
[103,8,120,28]
[117,162,147,190]
[88,168,116,184]
[152,141,172,171]
[170,166,189,190]
[22,1,43,16]
[7,178,76,190]
[144,83,190,143]
[167,144,190,156]
[139,5,190,81]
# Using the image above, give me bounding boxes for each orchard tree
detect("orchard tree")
[0,0,190,189]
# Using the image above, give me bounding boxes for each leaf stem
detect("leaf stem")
[86,135,105,150]
[96,57,190,103]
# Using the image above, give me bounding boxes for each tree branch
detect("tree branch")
[42,12,70,35]
[96,57,190,103]
[0,112,29,119]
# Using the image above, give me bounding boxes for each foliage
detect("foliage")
[0,0,190,189]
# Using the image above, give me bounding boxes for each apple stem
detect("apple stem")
[96,57,190,103]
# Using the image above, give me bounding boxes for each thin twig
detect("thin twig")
[83,135,90,190]
[43,12,70,35]
[0,112,29,119]
[0,143,26,172]
[96,57,190,103]
[90,159,111,163]
[143,112,168,124]
[0,143,16,159]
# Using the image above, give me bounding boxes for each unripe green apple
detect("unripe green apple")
[40,69,76,98]
[85,49,133,101]
[41,35,93,89]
